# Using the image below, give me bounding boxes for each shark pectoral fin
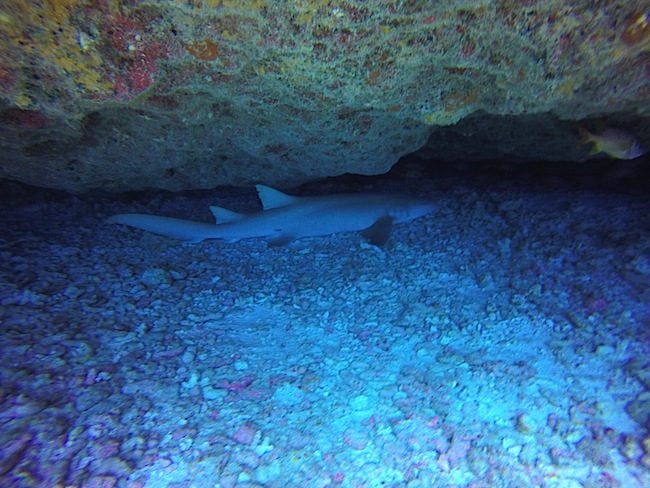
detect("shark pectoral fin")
[362,215,394,246]
[209,206,245,224]
[266,234,295,247]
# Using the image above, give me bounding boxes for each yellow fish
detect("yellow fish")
[579,127,646,160]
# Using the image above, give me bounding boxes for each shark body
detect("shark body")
[107,185,435,246]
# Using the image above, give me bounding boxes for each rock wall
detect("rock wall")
[0,1,648,192]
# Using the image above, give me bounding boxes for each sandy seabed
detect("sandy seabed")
[1,169,649,488]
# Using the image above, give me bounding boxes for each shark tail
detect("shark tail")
[107,214,219,242]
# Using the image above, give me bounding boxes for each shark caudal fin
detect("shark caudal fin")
[107,214,217,242]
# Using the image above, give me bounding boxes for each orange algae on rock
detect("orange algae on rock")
[186,39,220,61]
[201,0,267,9]
[444,90,479,112]
[0,0,111,99]
[621,12,650,47]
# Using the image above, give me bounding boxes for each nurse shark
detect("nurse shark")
[107,184,435,246]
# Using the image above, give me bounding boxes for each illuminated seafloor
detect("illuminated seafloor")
[1,160,649,487]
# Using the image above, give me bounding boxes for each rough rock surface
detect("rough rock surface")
[0,1,648,192]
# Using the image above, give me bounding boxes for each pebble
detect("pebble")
[233,425,258,445]
[272,383,304,407]
[350,394,370,411]
[140,268,170,287]
[82,475,118,488]
[232,449,260,469]
[343,428,369,451]
[87,456,132,478]
[182,372,198,389]
[202,385,227,401]
[253,459,282,485]
[1,178,649,488]
[253,436,274,456]
[234,360,249,371]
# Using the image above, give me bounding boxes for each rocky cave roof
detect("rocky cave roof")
[0,0,648,192]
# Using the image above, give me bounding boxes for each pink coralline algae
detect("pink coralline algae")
[343,428,369,451]
[218,375,254,392]
[2,109,49,129]
[331,471,345,484]
[233,424,257,445]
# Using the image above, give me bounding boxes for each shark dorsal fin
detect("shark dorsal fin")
[209,206,245,224]
[255,184,300,210]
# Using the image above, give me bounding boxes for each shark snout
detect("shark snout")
[390,200,435,223]
[411,201,436,219]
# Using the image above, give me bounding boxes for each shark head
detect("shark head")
[387,196,436,223]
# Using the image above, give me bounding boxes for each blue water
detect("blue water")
[0,159,649,487]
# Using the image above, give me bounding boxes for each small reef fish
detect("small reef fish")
[579,127,646,160]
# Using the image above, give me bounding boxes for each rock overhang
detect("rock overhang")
[0,1,648,193]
